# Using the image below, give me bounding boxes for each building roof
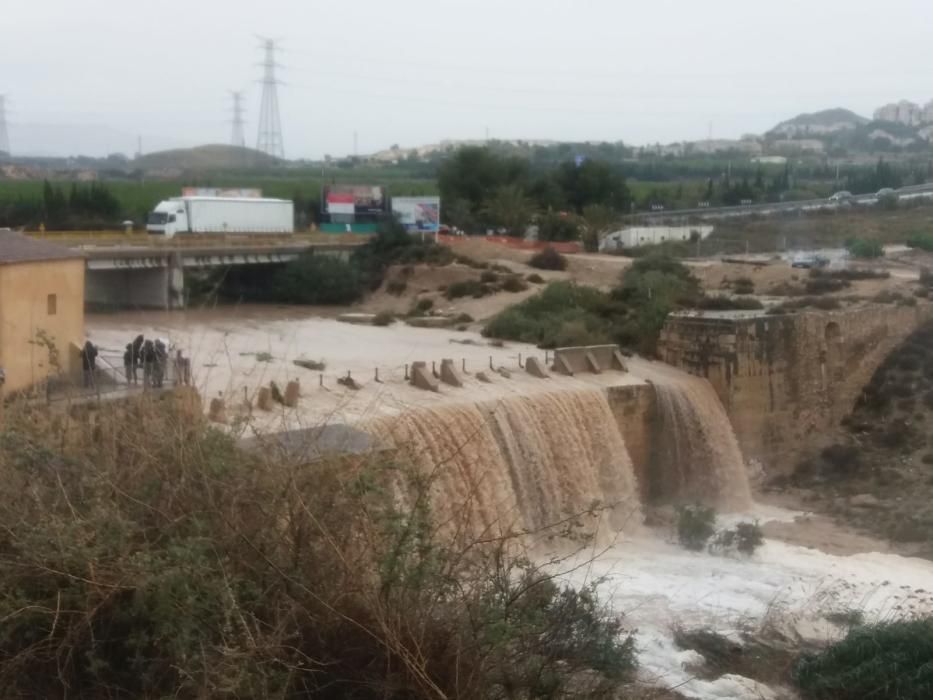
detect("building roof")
[0,231,84,266]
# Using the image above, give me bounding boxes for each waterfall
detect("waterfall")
[364,389,643,542]
[650,372,752,511]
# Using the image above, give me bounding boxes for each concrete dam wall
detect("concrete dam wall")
[361,368,751,542]
[657,303,933,473]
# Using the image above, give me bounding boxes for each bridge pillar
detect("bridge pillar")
[168,253,186,310]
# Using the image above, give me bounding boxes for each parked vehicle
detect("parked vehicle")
[790,253,830,269]
[146,196,294,238]
[829,191,853,202]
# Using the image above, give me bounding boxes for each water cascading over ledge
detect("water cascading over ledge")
[364,372,752,542]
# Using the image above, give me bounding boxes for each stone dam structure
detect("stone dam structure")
[657,303,933,472]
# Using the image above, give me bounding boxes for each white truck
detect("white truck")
[146,196,294,237]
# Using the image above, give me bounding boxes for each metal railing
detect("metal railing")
[43,353,184,404]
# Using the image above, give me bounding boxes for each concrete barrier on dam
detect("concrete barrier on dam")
[552,345,628,376]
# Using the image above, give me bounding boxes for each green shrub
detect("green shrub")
[805,276,850,295]
[692,296,764,311]
[820,444,861,475]
[846,238,885,259]
[676,505,717,551]
[454,312,474,323]
[710,521,764,556]
[372,311,395,326]
[527,273,545,284]
[794,618,933,699]
[812,268,890,281]
[411,297,434,314]
[480,270,499,284]
[538,212,581,242]
[273,254,363,305]
[731,277,755,294]
[446,279,493,299]
[386,279,408,296]
[483,282,613,348]
[907,232,933,252]
[621,240,693,258]
[529,247,568,271]
[500,275,529,293]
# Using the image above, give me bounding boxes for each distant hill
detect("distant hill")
[134,144,281,171]
[768,109,869,138]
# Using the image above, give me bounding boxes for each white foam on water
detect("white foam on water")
[555,529,933,699]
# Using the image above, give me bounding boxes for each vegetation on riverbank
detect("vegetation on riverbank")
[0,394,636,699]
[483,254,758,355]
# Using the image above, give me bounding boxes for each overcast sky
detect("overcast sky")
[4,0,933,159]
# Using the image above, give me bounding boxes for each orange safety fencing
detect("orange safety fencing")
[437,234,582,254]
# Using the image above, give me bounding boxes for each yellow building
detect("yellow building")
[0,232,85,394]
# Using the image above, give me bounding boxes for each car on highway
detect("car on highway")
[829,191,853,202]
[876,188,896,197]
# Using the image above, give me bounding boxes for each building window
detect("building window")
[47,294,57,316]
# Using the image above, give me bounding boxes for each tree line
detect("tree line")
[438,146,632,247]
[0,180,121,229]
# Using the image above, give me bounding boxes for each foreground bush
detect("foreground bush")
[846,238,885,259]
[0,396,635,698]
[794,618,933,699]
[529,246,569,271]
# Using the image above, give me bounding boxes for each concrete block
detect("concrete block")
[552,354,574,376]
[410,361,439,392]
[284,380,300,407]
[439,358,463,387]
[208,397,227,424]
[257,386,273,411]
[611,349,628,372]
[584,351,602,374]
[337,375,361,390]
[525,356,549,378]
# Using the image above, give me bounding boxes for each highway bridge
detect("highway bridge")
[636,182,933,224]
[29,233,364,309]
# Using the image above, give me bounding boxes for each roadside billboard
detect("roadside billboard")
[182,187,262,198]
[392,196,441,233]
[323,185,386,215]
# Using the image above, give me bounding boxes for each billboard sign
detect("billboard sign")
[392,196,441,233]
[323,185,386,215]
[182,187,262,198]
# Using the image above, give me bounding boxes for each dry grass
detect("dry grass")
[0,390,636,699]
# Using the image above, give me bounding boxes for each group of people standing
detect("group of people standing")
[122,335,191,389]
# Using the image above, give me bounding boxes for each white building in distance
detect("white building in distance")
[600,225,714,251]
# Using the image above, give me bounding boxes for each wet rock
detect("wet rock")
[849,493,883,509]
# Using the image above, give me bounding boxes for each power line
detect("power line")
[0,96,9,156]
[230,90,246,148]
[256,38,284,158]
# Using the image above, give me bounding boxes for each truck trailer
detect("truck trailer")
[146,196,294,237]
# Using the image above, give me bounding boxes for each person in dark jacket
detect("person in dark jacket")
[142,340,156,389]
[123,343,136,384]
[153,339,167,388]
[132,335,144,380]
[81,341,98,388]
